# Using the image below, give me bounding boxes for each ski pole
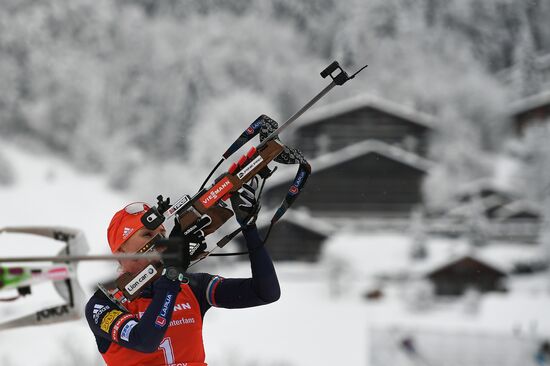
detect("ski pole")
[0,253,164,263]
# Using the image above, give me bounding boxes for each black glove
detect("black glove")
[162,215,211,279]
[230,176,261,227]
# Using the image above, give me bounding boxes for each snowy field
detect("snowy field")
[0,144,549,366]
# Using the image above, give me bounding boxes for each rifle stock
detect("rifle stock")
[177,139,285,235]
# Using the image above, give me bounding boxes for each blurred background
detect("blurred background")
[1,0,550,365]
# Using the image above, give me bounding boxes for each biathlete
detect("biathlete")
[85,182,280,366]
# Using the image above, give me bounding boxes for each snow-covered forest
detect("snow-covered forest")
[1,0,550,201]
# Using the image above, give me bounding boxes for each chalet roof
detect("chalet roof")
[454,178,518,202]
[324,232,537,280]
[296,93,437,130]
[256,209,335,237]
[444,198,504,219]
[492,200,541,220]
[443,180,523,219]
[508,90,550,117]
[425,254,507,278]
[267,139,435,188]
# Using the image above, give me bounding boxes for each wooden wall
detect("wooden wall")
[514,102,550,135]
[427,257,506,296]
[296,106,431,158]
[234,221,328,262]
[264,152,425,217]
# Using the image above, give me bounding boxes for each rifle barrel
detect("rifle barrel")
[257,81,336,149]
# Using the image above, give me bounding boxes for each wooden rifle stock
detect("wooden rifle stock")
[177,139,285,235]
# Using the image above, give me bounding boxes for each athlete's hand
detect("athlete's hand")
[230,176,261,227]
[163,215,211,278]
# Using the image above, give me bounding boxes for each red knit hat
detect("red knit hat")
[107,202,152,253]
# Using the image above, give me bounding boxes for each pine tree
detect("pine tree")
[513,5,542,97]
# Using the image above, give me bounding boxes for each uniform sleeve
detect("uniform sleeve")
[85,275,181,353]
[185,272,216,317]
[204,225,281,309]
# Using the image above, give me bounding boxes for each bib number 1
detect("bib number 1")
[159,337,174,364]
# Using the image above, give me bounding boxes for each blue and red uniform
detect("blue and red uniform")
[85,226,279,366]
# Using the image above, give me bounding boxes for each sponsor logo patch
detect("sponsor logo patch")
[169,317,196,327]
[173,302,191,312]
[155,316,166,327]
[160,294,173,317]
[122,227,134,239]
[100,310,123,333]
[199,177,234,208]
[120,320,138,342]
[288,170,307,195]
[246,119,262,135]
[125,264,158,295]
[236,155,263,179]
[294,170,306,186]
[154,294,173,327]
[166,195,191,216]
[111,314,134,341]
[92,304,110,324]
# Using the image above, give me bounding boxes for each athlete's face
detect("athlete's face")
[117,226,166,274]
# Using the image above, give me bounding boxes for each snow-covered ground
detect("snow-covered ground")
[0,144,549,366]
[0,144,130,366]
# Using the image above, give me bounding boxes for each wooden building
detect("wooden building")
[233,211,333,262]
[253,95,438,260]
[442,180,518,220]
[508,91,550,135]
[290,94,435,159]
[437,181,542,244]
[425,255,507,296]
[454,180,518,205]
[490,201,542,244]
[263,140,434,219]
[496,52,550,134]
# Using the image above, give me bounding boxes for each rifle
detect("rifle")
[141,61,368,250]
[0,61,368,306]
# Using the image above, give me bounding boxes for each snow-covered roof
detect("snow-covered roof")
[256,209,335,237]
[492,200,541,220]
[508,90,550,116]
[443,181,537,220]
[322,232,539,279]
[267,139,435,188]
[444,197,505,219]
[296,93,437,130]
[453,178,518,200]
[425,254,507,277]
[411,245,512,276]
